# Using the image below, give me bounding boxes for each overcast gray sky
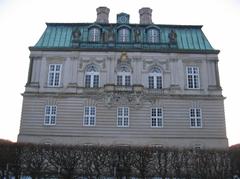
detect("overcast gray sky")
[0,0,239,145]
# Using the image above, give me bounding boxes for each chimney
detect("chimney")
[96,7,110,23]
[139,7,152,24]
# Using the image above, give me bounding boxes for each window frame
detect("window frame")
[186,66,200,89]
[148,68,163,89]
[151,107,163,128]
[85,65,100,88]
[44,105,57,125]
[117,107,129,127]
[118,28,130,43]
[47,64,62,87]
[147,28,160,43]
[89,27,101,42]
[117,71,131,86]
[189,108,202,128]
[83,106,96,126]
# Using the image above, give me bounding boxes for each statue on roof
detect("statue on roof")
[168,30,177,44]
[134,28,141,43]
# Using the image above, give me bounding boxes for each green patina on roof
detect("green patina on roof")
[32,23,218,54]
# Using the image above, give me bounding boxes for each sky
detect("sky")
[0,0,239,146]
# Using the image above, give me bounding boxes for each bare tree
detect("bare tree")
[131,146,154,179]
[230,146,240,177]
[0,141,14,179]
[46,144,82,179]
[21,144,50,179]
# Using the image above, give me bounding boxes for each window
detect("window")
[44,105,57,125]
[147,28,159,43]
[117,107,129,127]
[190,108,202,128]
[89,28,100,42]
[118,28,130,42]
[85,65,99,88]
[83,106,96,126]
[151,108,163,127]
[149,68,162,89]
[117,66,131,86]
[187,66,200,89]
[48,64,62,87]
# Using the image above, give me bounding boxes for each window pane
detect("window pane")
[149,76,154,89]
[89,28,100,42]
[93,75,99,87]
[44,105,57,125]
[124,117,128,126]
[85,75,91,87]
[156,76,162,89]
[125,76,131,86]
[119,28,130,42]
[187,67,199,89]
[117,76,122,85]
[157,118,162,127]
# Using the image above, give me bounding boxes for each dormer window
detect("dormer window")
[89,27,100,42]
[118,28,130,42]
[147,28,159,43]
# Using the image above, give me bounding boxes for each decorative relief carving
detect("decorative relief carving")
[79,57,106,71]
[92,91,144,108]
[143,59,167,72]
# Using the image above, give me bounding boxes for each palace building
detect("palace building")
[18,7,228,148]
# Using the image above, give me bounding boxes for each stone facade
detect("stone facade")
[18,7,228,148]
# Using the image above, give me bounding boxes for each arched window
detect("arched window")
[117,66,131,86]
[148,67,162,89]
[89,27,100,42]
[118,28,130,42]
[147,28,159,43]
[85,65,99,88]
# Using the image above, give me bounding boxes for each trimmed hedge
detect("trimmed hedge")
[0,142,239,179]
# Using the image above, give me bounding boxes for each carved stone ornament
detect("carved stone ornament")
[101,92,143,108]
[93,92,144,108]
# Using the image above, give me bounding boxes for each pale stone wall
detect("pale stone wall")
[19,51,228,148]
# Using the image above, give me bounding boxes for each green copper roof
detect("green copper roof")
[32,23,218,53]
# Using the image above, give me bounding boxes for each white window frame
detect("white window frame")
[117,71,131,86]
[151,108,163,128]
[89,27,100,42]
[186,66,200,89]
[189,108,202,128]
[117,107,129,127]
[44,105,57,125]
[147,28,159,43]
[118,28,130,42]
[85,66,99,88]
[47,64,62,87]
[83,106,96,126]
[148,68,162,89]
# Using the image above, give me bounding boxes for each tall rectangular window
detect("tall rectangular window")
[190,108,202,128]
[187,66,200,89]
[48,64,62,87]
[151,108,163,127]
[117,107,129,127]
[117,74,131,86]
[83,106,96,126]
[118,28,130,42]
[44,105,57,125]
[85,68,99,88]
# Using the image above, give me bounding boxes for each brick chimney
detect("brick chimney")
[139,7,152,24]
[96,7,110,23]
